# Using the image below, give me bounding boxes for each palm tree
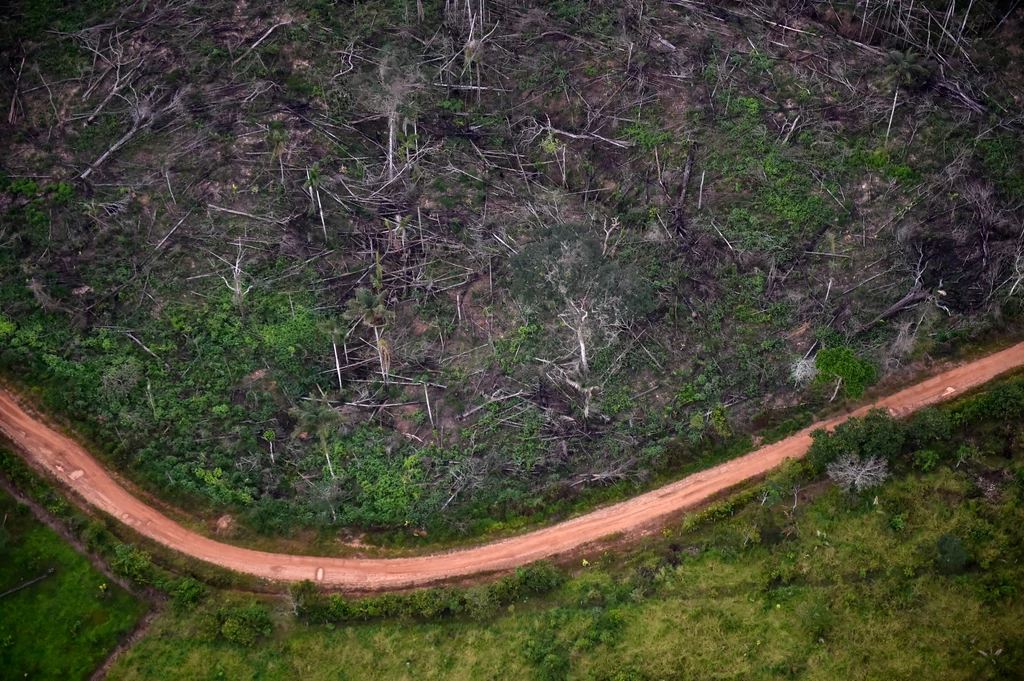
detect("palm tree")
[267,123,289,186]
[319,318,349,393]
[290,395,344,479]
[344,288,393,383]
[885,50,930,90]
[882,51,930,147]
[303,162,327,239]
[262,429,276,464]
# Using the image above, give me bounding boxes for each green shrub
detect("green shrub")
[8,178,38,196]
[0,314,14,340]
[799,602,834,640]
[914,449,939,472]
[217,604,272,646]
[112,544,151,583]
[955,444,979,467]
[620,121,673,152]
[936,534,969,575]
[52,182,74,204]
[171,577,208,610]
[81,520,111,552]
[290,561,565,626]
[290,580,327,619]
[806,409,905,473]
[815,347,876,398]
[907,408,953,448]
[515,560,566,595]
[464,584,497,620]
[410,587,463,619]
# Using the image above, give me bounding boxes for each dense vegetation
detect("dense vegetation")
[2,0,1023,546]
[0,488,148,680]
[3,332,1024,679]
[103,375,1024,680]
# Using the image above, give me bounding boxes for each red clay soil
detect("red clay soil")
[2,343,1024,590]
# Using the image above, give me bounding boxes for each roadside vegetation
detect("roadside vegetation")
[104,375,1024,680]
[2,0,1023,548]
[103,467,1024,681]
[0,488,148,680]
[4,327,1024,679]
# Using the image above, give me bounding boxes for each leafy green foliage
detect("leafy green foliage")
[217,603,272,646]
[493,323,542,374]
[706,92,840,258]
[620,121,673,152]
[291,560,565,624]
[112,544,152,584]
[884,50,931,89]
[977,134,1024,202]
[806,409,905,473]
[815,347,876,398]
[914,449,939,472]
[524,606,625,681]
[0,314,15,340]
[343,426,423,526]
[171,577,208,611]
[907,407,953,448]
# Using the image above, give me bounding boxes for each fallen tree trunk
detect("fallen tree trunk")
[671,143,698,238]
[0,568,54,599]
[854,287,929,335]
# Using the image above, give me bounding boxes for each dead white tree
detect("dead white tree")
[537,242,628,420]
[211,240,253,314]
[601,217,622,257]
[998,221,1024,298]
[545,242,625,377]
[79,87,185,180]
[790,356,818,387]
[367,60,421,184]
[83,44,146,125]
[827,454,889,492]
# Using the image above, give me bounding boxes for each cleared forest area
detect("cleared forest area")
[1,0,1023,546]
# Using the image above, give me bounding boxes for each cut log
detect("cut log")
[671,143,698,238]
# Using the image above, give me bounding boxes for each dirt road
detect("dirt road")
[2,343,1024,590]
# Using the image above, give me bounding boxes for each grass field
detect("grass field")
[105,463,1024,681]
[0,489,149,681]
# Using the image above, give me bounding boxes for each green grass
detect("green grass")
[106,460,1024,680]
[0,489,149,680]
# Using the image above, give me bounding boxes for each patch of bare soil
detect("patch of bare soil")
[215,514,236,534]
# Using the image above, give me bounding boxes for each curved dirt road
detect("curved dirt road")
[2,343,1024,590]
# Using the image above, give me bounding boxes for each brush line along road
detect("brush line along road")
[2,343,1024,589]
